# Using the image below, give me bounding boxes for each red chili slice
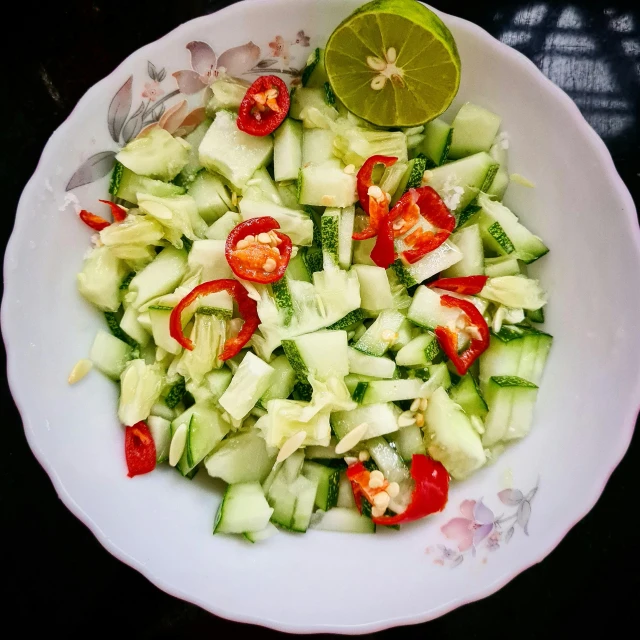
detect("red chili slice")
[99,199,127,222]
[352,193,390,241]
[355,155,397,216]
[125,421,156,478]
[225,217,292,284]
[237,75,290,136]
[346,462,390,513]
[390,187,455,264]
[169,279,259,359]
[429,276,489,295]
[434,295,490,376]
[369,213,395,268]
[372,455,449,526]
[79,210,110,231]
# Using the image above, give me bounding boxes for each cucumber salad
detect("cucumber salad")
[72,0,551,540]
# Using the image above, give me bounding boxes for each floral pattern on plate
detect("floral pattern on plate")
[427,481,539,568]
[66,31,310,191]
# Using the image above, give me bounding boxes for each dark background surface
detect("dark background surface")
[2,0,639,636]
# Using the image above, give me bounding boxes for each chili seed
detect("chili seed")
[263,258,277,272]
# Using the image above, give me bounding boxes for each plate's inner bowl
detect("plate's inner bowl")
[3,0,640,632]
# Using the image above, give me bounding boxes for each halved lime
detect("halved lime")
[325,0,461,127]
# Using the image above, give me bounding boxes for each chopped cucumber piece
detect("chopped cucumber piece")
[348,347,396,379]
[187,172,232,224]
[260,354,297,404]
[361,379,426,405]
[331,403,401,440]
[449,103,502,159]
[204,367,233,400]
[337,471,357,508]
[351,265,392,312]
[303,461,340,511]
[205,430,276,483]
[116,127,189,181]
[484,255,521,277]
[390,156,427,205]
[244,166,282,205]
[243,522,278,543]
[290,87,339,123]
[239,198,314,245]
[283,330,349,382]
[119,305,151,347]
[441,224,484,277]
[164,378,186,409]
[387,425,426,461]
[327,308,367,330]
[172,399,230,476]
[390,318,417,352]
[188,239,234,281]
[407,286,462,331]
[77,246,129,312]
[302,128,338,165]
[298,162,358,208]
[147,415,171,463]
[277,182,304,210]
[274,118,303,182]
[395,332,440,367]
[214,482,274,534]
[285,251,312,282]
[426,152,498,213]
[199,110,273,191]
[366,437,410,484]
[129,246,188,309]
[391,241,462,288]
[219,352,275,421]
[322,206,355,269]
[353,237,376,266]
[424,387,486,480]
[110,164,185,203]
[449,374,488,420]
[205,211,242,240]
[148,306,181,355]
[353,309,405,357]
[526,307,545,324]
[380,160,409,202]
[89,330,134,380]
[418,118,453,166]
[310,508,375,533]
[175,119,212,187]
[483,376,539,446]
[476,193,549,263]
[301,48,328,88]
[291,474,320,532]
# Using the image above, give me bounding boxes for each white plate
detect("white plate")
[3,0,640,633]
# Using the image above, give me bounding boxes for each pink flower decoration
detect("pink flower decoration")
[293,30,310,47]
[269,35,287,57]
[141,81,164,101]
[173,40,261,94]
[441,499,495,552]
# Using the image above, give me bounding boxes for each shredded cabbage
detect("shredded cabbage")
[118,359,164,425]
[76,246,128,312]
